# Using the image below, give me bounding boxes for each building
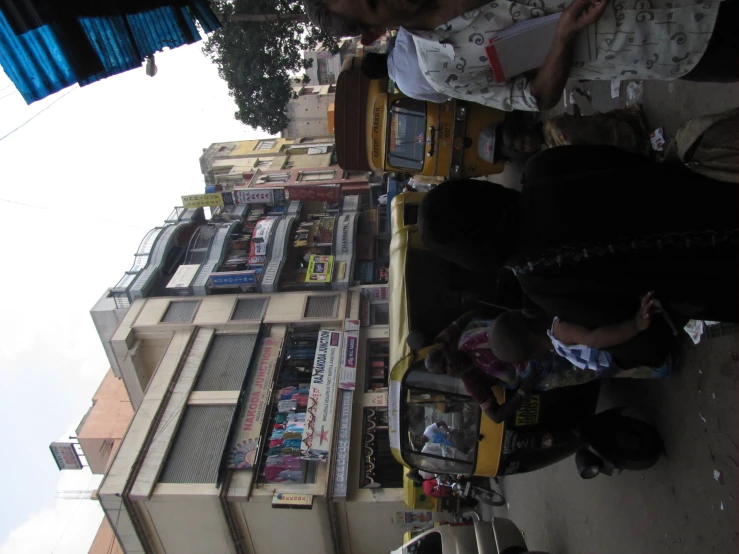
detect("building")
[283,83,336,137]
[96,287,410,554]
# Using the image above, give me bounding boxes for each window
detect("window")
[304,295,338,318]
[283,161,294,169]
[256,172,291,184]
[231,298,268,321]
[194,334,257,391]
[401,365,480,476]
[365,339,389,392]
[255,159,271,167]
[159,405,235,483]
[370,303,389,325]
[299,170,335,182]
[388,98,427,171]
[161,301,198,323]
[255,139,276,151]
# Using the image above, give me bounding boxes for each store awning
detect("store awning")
[0,1,220,103]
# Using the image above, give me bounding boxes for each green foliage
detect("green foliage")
[205,0,341,134]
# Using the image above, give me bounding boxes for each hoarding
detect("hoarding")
[49,442,82,470]
[209,271,257,288]
[236,189,276,204]
[301,329,342,461]
[305,255,334,283]
[181,193,225,208]
[288,186,341,203]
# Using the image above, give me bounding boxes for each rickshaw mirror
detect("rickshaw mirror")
[406,330,426,351]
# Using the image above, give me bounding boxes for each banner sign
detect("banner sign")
[236,189,278,204]
[166,264,200,289]
[249,217,279,265]
[332,390,353,497]
[228,338,282,468]
[288,186,341,203]
[339,319,360,390]
[305,255,334,283]
[49,442,82,470]
[301,329,342,461]
[209,270,257,288]
[181,193,225,209]
[272,493,314,509]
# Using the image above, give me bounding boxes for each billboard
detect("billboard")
[49,442,82,470]
[288,186,341,203]
[305,255,334,283]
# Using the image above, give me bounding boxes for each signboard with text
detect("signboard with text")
[209,271,257,289]
[301,329,342,461]
[166,264,200,289]
[305,255,334,283]
[339,319,360,390]
[332,390,353,497]
[236,188,277,204]
[288,186,341,203]
[249,217,279,265]
[272,493,314,509]
[228,338,282,469]
[181,193,225,209]
[49,442,82,470]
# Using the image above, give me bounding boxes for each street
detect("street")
[484,332,738,554]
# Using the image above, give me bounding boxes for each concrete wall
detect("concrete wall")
[88,515,125,554]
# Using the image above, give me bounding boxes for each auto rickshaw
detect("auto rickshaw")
[387,191,665,480]
[334,55,506,179]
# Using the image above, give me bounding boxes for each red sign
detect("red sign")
[288,186,341,203]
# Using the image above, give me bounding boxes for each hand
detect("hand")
[635,291,656,331]
[558,0,609,42]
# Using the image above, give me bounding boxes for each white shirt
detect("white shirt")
[388,27,450,103]
[423,422,443,441]
[408,0,721,112]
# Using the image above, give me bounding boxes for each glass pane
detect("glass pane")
[402,386,480,474]
[404,531,442,554]
[388,98,427,170]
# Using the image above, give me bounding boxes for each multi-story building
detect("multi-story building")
[283,83,336,137]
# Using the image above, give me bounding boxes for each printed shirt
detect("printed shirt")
[408,0,721,111]
[547,317,614,372]
[458,319,520,386]
[390,27,450,102]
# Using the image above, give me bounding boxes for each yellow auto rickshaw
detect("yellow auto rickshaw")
[334,56,506,179]
[387,191,665,480]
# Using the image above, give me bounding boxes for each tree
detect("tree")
[205,0,342,134]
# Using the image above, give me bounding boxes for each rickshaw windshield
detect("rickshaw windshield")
[388,98,426,171]
[401,366,481,475]
[402,530,442,554]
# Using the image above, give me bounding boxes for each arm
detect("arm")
[435,420,450,433]
[530,0,609,110]
[552,292,656,350]
[436,309,483,344]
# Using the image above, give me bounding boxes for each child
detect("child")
[489,292,663,374]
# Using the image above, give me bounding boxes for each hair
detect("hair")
[361,52,389,79]
[489,310,544,364]
[303,0,366,37]
[424,345,445,374]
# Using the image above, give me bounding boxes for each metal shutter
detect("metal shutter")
[231,298,268,321]
[161,301,198,323]
[304,296,338,318]
[159,405,235,483]
[193,334,257,392]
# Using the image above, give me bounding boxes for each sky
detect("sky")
[0,41,265,553]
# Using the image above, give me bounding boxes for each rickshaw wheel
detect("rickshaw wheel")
[612,416,664,470]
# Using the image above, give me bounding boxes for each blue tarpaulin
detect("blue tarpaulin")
[0,1,220,103]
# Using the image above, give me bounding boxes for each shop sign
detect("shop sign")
[301,329,342,462]
[235,188,281,204]
[166,264,200,289]
[222,192,235,206]
[360,297,371,327]
[342,195,360,213]
[228,337,282,469]
[332,390,353,498]
[339,319,360,390]
[288,185,341,203]
[249,217,279,265]
[209,270,256,288]
[305,255,334,283]
[361,286,388,300]
[49,442,82,470]
[272,493,314,509]
[181,193,225,209]
[333,212,357,289]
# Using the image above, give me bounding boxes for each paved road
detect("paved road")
[482,333,738,554]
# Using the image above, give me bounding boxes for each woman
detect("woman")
[418,145,738,368]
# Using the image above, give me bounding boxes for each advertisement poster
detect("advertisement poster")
[305,255,334,283]
[227,338,282,468]
[339,319,360,390]
[392,511,434,527]
[248,217,279,265]
[301,330,342,461]
[181,193,225,208]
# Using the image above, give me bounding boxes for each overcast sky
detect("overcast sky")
[0,41,264,553]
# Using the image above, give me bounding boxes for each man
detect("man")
[305,0,737,111]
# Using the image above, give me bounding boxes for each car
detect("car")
[391,518,548,554]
